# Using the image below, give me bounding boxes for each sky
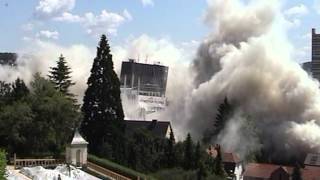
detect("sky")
[0,0,319,64]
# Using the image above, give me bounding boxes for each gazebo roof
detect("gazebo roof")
[71,130,88,145]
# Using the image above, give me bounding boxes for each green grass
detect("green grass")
[88,154,151,180]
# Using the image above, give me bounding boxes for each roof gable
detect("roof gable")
[124,120,171,138]
[71,130,88,145]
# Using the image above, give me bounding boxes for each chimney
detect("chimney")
[148,119,157,130]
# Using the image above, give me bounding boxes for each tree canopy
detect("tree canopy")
[48,54,75,97]
[80,34,125,161]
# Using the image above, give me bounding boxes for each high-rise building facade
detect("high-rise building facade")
[312,28,320,81]
[120,59,169,120]
[0,52,17,66]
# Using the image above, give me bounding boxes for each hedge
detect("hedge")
[0,150,6,180]
[88,154,151,180]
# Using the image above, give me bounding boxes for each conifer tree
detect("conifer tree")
[165,127,176,168]
[11,78,29,101]
[203,97,233,143]
[213,144,226,176]
[214,97,232,135]
[194,141,201,169]
[183,133,193,170]
[81,35,125,157]
[48,54,75,97]
[292,163,302,180]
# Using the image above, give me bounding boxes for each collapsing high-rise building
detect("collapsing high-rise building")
[312,28,320,81]
[0,52,17,66]
[120,59,169,119]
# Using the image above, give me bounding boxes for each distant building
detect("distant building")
[312,28,320,81]
[207,145,243,180]
[120,59,169,119]
[243,162,320,180]
[304,153,320,167]
[302,61,312,75]
[124,119,172,139]
[0,52,17,66]
[120,59,168,97]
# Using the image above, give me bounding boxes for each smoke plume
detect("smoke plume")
[162,0,320,162]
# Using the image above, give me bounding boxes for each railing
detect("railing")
[87,161,134,180]
[13,154,64,169]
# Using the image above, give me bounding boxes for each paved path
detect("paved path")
[6,166,31,180]
[87,162,132,180]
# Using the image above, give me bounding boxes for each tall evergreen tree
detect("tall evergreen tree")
[183,133,193,170]
[164,127,176,168]
[80,35,125,159]
[292,163,302,180]
[203,97,233,143]
[48,54,75,97]
[11,78,29,101]
[194,141,201,169]
[213,144,226,176]
[214,97,232,133]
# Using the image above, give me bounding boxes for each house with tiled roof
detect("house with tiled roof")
[207,145,243,180]
[302,166,320,180]
[124,119,172,139]
[243,162,320,180]
[243,163,292,180]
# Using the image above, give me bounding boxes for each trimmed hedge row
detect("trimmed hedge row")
[88,154,151,180]
[0,150,6,180]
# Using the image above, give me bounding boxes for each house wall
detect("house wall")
[234,163,243,180]
[66,145,87,167]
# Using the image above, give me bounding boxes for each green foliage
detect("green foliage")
[0,150,6,180]
[194,141,201,169]
[292,163,302,180]
[0,74,80,156]
[48,54,75,97]
[164,127,176,168]
[151,168,197,180]
[81,35,125,161]
[88,154,148,180]
[0,81,11,107]
[0,101,34,154]
[125,128,165,172]
[183,133,194,170]
[203,97,233,144]
[151,168,227,180]
[212,145,226,177]
[11,78,29,101]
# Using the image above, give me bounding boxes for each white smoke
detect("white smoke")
[0,39,94,102]
[163,0,320,161]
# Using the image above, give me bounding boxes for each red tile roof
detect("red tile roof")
[303,166,320,180]
[223,152,241,163]
[243,163,293,178]
[206,146,241,163]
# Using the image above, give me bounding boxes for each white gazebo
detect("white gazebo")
[66,130,88,167]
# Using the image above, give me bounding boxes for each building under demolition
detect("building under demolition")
[0,52,17,66]
[120,59,169,119]
[312,28,320,82]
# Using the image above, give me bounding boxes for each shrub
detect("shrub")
[88,154,148,180]
[0,150,6,180]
